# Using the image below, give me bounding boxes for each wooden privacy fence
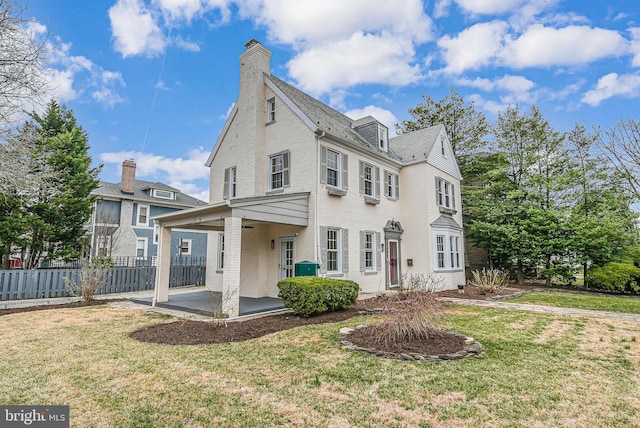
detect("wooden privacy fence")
[0,265,206,301]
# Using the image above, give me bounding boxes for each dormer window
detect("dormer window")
[152,189,175,200]
[378,125,388,152]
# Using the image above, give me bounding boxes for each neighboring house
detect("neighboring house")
[87,160,208,263]
[152,40,465,316]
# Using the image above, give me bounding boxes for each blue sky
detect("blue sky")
[25,0,640,202]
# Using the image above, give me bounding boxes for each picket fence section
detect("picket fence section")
[0,265,206,301]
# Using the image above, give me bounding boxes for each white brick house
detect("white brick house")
[152,40,465,316]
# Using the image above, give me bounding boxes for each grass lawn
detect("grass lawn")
[508,291,640,315]
[1,304,639,427]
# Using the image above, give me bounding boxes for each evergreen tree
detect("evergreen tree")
[20,100,100,267]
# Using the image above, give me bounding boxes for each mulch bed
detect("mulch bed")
[345,325,467,355]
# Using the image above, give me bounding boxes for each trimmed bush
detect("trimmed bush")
[586,262,640,293]
[277,276,359,318]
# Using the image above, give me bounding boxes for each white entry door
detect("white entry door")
[279,238,296,280]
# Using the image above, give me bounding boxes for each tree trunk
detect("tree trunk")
[545,257,552,287]
[517,259,524,285]
[583,262,588,289]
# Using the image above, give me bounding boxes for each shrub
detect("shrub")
[401,272,446,292]
[64,267,109,302]
[586,262,640,293]
[469,268,508,294]
[277,276,359,318]
[372,289,444,347]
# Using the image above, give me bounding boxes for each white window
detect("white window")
[436,178,455,210]
[436,235,445,269]
[441,136,446,156]
[152,189,174,199]
[179,239,192,255]
[217,233,225,271]
[327,228,340,272]
[269,151,290,191]
[359,161,379,202]
[326,149,340,188]
[224,166,237,199]
[136,238,148,258]
[385,171,399,200]
[267,97,276,123]
[136,205,149,227]
[363,163,373,196]
[434,231,462,270]
[362,231,377,272]
[378,125,388,151]
[153,224,159,244]
[450,235,460,269]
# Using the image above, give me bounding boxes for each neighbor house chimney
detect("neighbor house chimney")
[121,159,136,194]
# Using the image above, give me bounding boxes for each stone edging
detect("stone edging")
[340,325,482,362]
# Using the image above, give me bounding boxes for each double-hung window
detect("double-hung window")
[327,228,340,272]
[321,226,348,275]
[267,98,276,123]
[268,151,290,191]
[436,235,446,269]
[384,170,399,200]
[378,125,388,151]
[223,166,237,199]
[217,234,225,271]
[136,205,149,227]
[359,161,380,203]
[179,239,192,255]
[436,177,455,211]
[326,149,340,187]
[360,230,380,273]
[320,145,348,195]
[136,238,147,258]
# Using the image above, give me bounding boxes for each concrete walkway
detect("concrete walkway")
[440,297,640,323]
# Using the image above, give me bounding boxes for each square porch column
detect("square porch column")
[222,216,241,317]
[152,225,172,305]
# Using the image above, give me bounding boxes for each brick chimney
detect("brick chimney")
[121,159,136,194]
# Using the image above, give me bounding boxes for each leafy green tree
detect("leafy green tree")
[398,88,489,160]
[18,100,100,267]
[567,123,638,282]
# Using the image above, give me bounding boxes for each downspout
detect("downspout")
[315,131,326,270]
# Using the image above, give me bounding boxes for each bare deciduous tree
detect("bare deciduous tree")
[596,118,640,199]
[0,0,49,132]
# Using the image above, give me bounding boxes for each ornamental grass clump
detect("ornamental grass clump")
[469,268,508,294]
[372,289,445,348]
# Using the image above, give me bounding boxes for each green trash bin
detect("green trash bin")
[295,260,319,276]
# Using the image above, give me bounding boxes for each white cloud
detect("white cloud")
[630,28,640,67]
[457,74,534,94]
[100,147,210,183]
[153,0,232,23]
[438,21,509,74]
[343,105,400,137]
[581,72,640,106]
[99,147,210,200]
[433,0,453,18]
[109,0,166,57]
[48,69,77,101]
[250,0,432,46]
[287,32,423,95]
[173,36,201,52]
[44,36,126,109]
[500,25,628,68]
[454,0,522,15]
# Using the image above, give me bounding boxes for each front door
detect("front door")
[388,239,400,288]
[279,238,296,280]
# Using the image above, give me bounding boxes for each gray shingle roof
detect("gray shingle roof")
[267,74,442,166]
[92,180,207,207]
[430,215,462,230]
[389,124,443,164]
[267,75,403,164]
